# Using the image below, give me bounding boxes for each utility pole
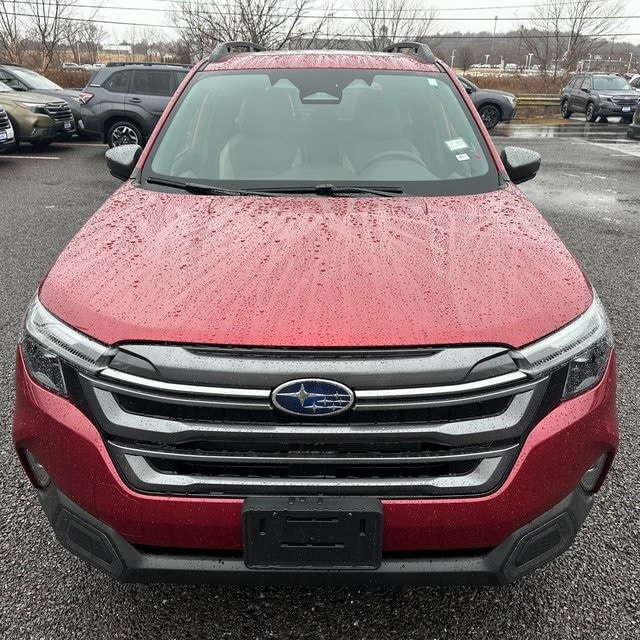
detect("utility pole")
[451,49,456,69]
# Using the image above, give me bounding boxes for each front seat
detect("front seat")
[345,92,420,174]
[219,90,299,179]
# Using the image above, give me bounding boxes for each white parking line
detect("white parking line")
[58,142,106,147]
[586,143,640,158]
[1,155,60,160]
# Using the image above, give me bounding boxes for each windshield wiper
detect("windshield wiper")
[145,176,278,196]
[257,184,404,197]
[145,178,403,197]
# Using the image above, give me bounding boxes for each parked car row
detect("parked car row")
[0,62,192,152]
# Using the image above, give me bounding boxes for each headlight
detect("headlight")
[515,294,613,400]
[21,298,112,396]
[507,96,517,106]
[17,102,47,113]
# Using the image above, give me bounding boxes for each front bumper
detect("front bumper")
[13,349,618,583]
[18,115,75,143]
[39,481,593,585]
[596,104,637,118]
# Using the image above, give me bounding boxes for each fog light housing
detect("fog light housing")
[580,454,609,493]
[23,449,51,488]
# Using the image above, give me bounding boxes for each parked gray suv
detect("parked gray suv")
[78,63,190,147]
[457,75,517,129]
[560,73,639,123]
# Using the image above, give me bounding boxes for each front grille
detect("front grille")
[115,393,511,426]
[611,96,638,106]
[72,345,559,498]
[44,102,73,121]
[0,108,9,129]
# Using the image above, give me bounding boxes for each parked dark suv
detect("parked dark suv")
[560,72,639,122]
[457,75,517,129]
[78,63,190,147]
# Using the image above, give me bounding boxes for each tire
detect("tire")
[106,120,143,148]
[561,100,572,119]
[585,102,598,123]
[478,104,501,129]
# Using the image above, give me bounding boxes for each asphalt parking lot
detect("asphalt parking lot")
[0,128,639,639]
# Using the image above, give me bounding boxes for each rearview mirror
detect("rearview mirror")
[105,144,143,181]
[500,146,541,184]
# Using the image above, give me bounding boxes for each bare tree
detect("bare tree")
[169,0,331,61]
[524,0,626,76]
[458,44,475,72]
[70,21,108,63]
[0,0,26,63]
[352,0,438,51]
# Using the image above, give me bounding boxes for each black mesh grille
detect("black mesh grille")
[0,109,9,129]
[147,456,479,480]
[114,393,512,426]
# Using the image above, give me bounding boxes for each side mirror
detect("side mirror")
[500,146,541,185]
[105,144,143,181]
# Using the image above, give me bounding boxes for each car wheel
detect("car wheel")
[107,120,143,148]
[478,104,501,129]
[585,102,598,123]
[561,100,572,119]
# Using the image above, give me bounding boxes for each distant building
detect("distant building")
[102,44,133,54]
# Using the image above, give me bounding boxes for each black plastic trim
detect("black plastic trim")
[38,484,593,585]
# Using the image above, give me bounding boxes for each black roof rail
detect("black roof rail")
[105,62,192,68]
[383,42,436,64]
[208,41,266,63]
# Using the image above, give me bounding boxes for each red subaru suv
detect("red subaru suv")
[13,42,618,585]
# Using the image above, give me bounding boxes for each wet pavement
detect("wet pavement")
[494,118,640,157]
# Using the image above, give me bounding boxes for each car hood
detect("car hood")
[34,87,81,101]
[597,90,638,98]
[39,182,592,348]
[476,87,516,101]
[0,89,70,104]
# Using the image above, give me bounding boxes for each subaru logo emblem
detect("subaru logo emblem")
[272,379,355,417]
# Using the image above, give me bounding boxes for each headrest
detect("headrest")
[239,90,294,137]
[353,92,403,139]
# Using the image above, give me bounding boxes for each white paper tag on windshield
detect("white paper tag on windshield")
[456,153,470,161]
[446,138,468,151]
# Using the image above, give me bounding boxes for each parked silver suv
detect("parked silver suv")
[560,73,638,123]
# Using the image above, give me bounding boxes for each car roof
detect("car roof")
[202,50,440,73]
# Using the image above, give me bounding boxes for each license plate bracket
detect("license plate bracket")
[242,496,383,570]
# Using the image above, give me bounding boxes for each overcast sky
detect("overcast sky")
[96,0,640,46]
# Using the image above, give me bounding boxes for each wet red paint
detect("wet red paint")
[40,182,591,348]
[12,348,618,551]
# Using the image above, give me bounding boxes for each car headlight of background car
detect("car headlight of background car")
[516,294,613,400]
[21,298,111,396]
[506,96,517,106]
[16,102,47,114]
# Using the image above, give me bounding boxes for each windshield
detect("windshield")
[10,68,62,90]
[0,81,13,92]
[145,69,498,197]
[592,76,631,91]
